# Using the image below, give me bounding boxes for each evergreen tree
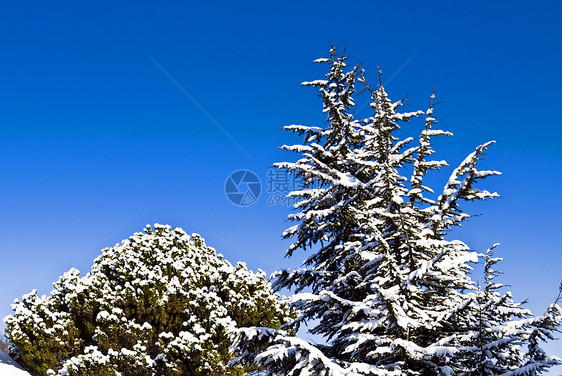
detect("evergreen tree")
[454,245,562,376]
[4,224,294,376]
[230,48,561,376]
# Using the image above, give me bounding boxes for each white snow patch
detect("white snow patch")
[0,351,31,375]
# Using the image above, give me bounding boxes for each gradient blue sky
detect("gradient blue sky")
[1,0,561,369]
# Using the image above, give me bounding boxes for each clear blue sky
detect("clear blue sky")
[1,0,561,369]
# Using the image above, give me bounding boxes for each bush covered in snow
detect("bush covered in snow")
[4,224,294,376]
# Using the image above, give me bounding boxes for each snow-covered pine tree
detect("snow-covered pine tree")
[453,245,562,376]
[230,48,562,376]
[4,224,294,376]
[276,46,363,268]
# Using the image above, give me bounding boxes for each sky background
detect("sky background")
[1,1,561,372]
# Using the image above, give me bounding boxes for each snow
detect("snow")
[0,351,30,375]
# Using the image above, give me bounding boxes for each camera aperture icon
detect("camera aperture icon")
[225,170,261,207]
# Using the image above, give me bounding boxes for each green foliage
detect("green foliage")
[5,224,294,376]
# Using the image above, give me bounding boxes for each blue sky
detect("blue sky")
[1,0,561,369]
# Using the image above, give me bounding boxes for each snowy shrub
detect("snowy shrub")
[230,48,562,375]
[4,224,294,376]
